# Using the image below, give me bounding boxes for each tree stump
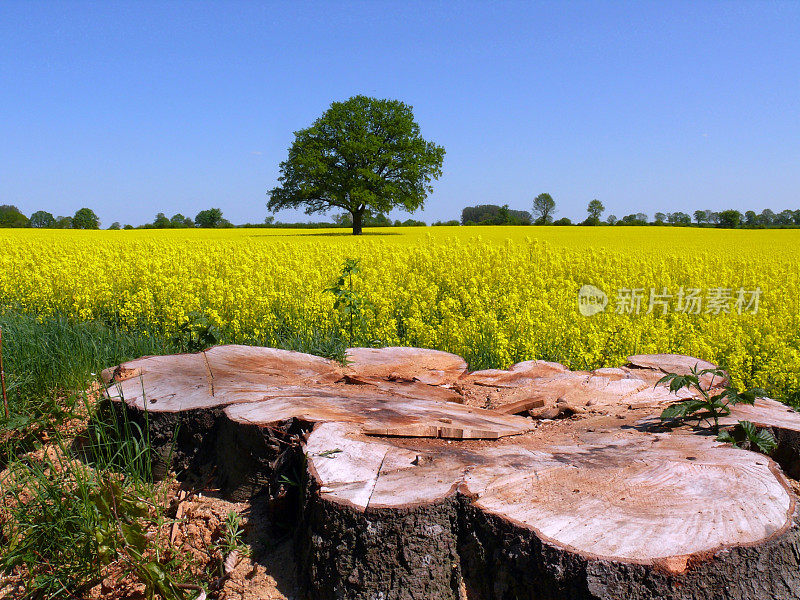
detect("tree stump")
[102,347,800,599]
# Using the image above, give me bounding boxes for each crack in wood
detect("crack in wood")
[365,447,390,511]
[202,351,215,397]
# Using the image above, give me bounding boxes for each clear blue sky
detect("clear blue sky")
[2,1,798,226]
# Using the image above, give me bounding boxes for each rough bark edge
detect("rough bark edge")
[103,398,800,600]
[294,479,800,600]
[104,396,316,502]
[105,391,800,600]
[296,473,463,600]
[459,498,800,600]
[215,417,311,502]
[98,346,800,599]
[772,426,800,480]
[101,398,225,481]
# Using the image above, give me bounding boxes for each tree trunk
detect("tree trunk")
[304,422,800,600]
[352,208,363,235]
[101,347,800,599]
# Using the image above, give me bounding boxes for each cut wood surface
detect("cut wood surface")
[723,396,800,431]
[345,346,468,386]
[102,345,527,440]
[225,389,532,439]
[640,394,800,481]
[637,396,800,435]
[101,345,800,599]
[499,369,690,413]
[493,397,545,415]
[305,422,794,561]
[464,360,569,387]
[627,353,717,373]
[627,353,728,388]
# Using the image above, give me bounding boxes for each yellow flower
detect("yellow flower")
[0,226,797,397]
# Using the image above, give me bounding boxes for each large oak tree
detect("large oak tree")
[268,96,445,235]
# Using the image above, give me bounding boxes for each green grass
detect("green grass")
[0,309,351,599]
[0,311,173,469]
[0,310,349,454]
[0,395,186,599]
[0,313,191,599]
[0,312,171,425]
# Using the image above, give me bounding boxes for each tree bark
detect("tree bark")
[298,484,463,600]
[352,208,363,235]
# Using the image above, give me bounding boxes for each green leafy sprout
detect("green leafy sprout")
[657,365,776,454]
[90,476,194,600]
[172,311,219,353]
[717,420,777,454]
[213,511,250,560]
[325,258,368,347]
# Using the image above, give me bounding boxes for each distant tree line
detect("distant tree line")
[0,206,241,230]
[603,208,800,228]
[140,208,235,229]
[0,206,101,229]
[4,200,800,230]
[529,195,800,229]
[461,204,532,225]
[457,197,800,229]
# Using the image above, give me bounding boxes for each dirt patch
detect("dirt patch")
[83,489,297,600]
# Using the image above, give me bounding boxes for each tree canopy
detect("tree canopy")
[587,199,604,220]
[72,208,100,229]
[171,213,193,228]
[195,208,225,228]
[532,193,556,224]
[620,213,648,225]
[0,205,29,228]
[29,210,55,228]
[717,210,742,228]
[584,199,605,225]
[665,212,691,225]
[268,95,445,235]
[55,216,73,229]
[151,213,170,228]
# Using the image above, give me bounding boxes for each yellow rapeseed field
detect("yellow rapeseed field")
[1,226,798,396]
